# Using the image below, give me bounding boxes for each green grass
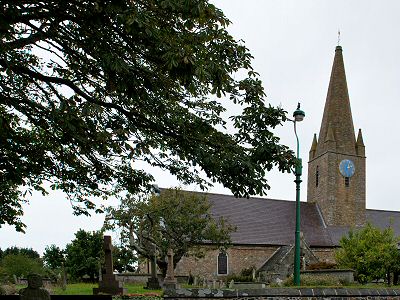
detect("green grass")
[15,283,161,295]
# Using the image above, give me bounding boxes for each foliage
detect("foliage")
[104,187,235,277]
[335,223,399,284]
[1,247,40,260]
[113,245,136,273]
[43,244,65,270]
[64,229,103,281]
[0,254,44,279]
[1,0,295,232]
[227,266,256,283]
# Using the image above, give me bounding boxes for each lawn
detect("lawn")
[17,283,162,295]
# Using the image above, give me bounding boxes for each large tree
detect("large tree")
[43,244,65,270]
[1,246,40,260]
[64,229,103,281]
[0,254,44,279]
[0,0,295,232]
[104,188,235,277]
[335,223,399,284]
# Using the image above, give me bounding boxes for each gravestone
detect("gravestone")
[228,279,234,289]
[163,248,178,289]
[19,274,50,300]
[93,236,126,295]
[145,245,161,289]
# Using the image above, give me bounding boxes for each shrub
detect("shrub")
[0,254,44,279]
[226,266,256,283]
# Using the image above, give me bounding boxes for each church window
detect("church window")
[217,251,228,275]
[316,166,319,187]
[345,177,350,187]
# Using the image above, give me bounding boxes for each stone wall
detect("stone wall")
[140,245,338,279]
[311,247,336,263]
[175,245,279,277]
[164,287,400,300]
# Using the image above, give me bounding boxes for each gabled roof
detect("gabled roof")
[204,191,400,247]
[206,192,333,247]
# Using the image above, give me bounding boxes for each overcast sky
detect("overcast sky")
[2,0,400,255]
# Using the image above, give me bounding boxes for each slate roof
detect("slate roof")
[202,191,400,248]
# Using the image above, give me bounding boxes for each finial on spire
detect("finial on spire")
[337,29,341,46]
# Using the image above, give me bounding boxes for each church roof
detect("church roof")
[203,191,400,247]
[208,193,333,247]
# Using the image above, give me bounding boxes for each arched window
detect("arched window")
[316,166,319,187]
[217,252,228,275]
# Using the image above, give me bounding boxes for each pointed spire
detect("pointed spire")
[356,128,365,156]
[309,134,318,160]
[316,46,356,155]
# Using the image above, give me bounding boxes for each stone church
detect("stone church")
[171,46,400,280]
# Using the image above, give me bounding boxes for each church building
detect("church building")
[172,46,400,280]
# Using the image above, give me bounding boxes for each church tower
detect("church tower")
[307,46,366,227]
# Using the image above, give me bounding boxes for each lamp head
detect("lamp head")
[293,103,305,122]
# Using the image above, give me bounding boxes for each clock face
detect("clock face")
[339,159,355,177]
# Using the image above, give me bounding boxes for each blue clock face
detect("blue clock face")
[339,159,355,177]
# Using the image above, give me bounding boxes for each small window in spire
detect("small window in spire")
[345,177,350,187]
[316,166,319,188]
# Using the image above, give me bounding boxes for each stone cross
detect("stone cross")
[163,248,178,289]
[103,235,113,275]
[145,244,161,289]
[93,235,126,295]
[19,274,51,300]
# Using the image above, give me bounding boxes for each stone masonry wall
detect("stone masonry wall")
[165,287,400,300]
[140,246,337,278]
[311,247,336,264]
[175,245,279,277]
[308,150,366,227]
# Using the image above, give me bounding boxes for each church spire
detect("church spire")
[309,133,318,160]
[356,128,365,156]
[316,46,356,155]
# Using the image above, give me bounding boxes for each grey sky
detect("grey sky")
[1,0,400,255]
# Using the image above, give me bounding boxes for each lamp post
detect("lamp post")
[292,103,305,286]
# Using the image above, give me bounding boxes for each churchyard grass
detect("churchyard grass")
[15,283,161,295]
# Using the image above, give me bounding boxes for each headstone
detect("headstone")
[146,245,161,289]
[228,279,234,289]
[212,279,216,289]
[163,248,178,289]
[219,280,226,289]
[93,236,127,295]
[19,274,51,300]
[193,276,198,286]
[13,275,18,284]
[60,263,67,291]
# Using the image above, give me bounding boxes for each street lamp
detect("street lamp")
[291,103,305,286]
